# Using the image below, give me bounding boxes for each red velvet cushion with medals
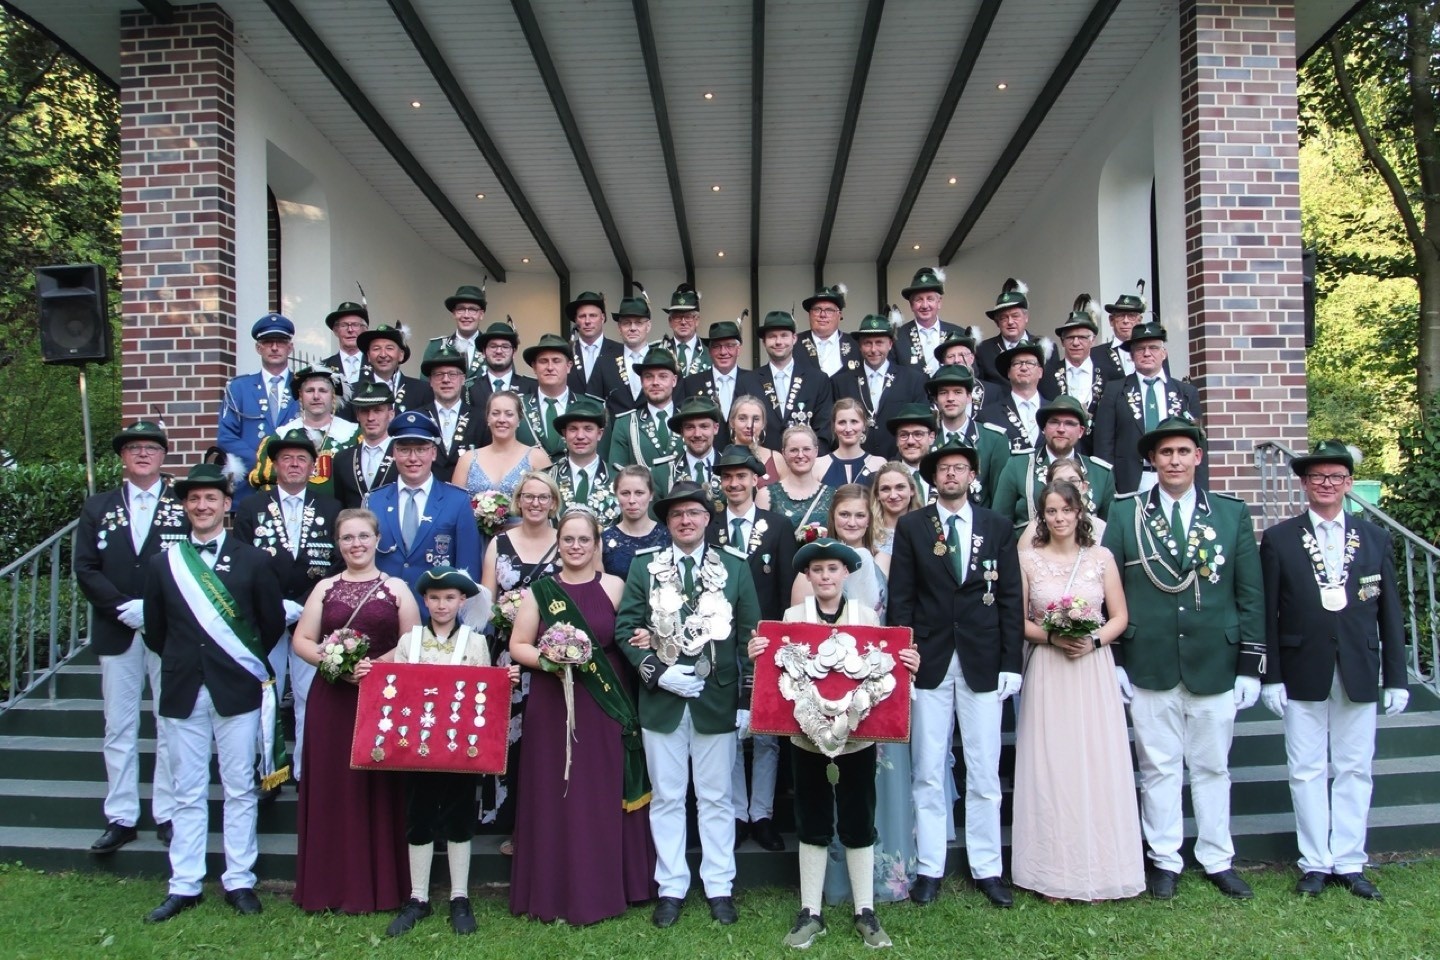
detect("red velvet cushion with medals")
[350,663,511,773]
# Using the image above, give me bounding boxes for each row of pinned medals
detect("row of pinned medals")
[370,675,490,762]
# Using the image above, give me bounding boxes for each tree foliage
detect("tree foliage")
[0,9,122,465]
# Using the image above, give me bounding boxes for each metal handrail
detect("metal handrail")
[1255,440,1439,692]
[1,520,89,714]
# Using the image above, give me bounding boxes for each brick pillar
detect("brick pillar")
[119,5,236,464]
[1179,0,1307,506]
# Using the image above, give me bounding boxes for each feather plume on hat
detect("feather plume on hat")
[1135,278,1146,299]
[933,267,946,284]
[1037,336,1056,361]
[1072,293,1103,328]
[888,304,904,330]
[677,282,700,303]
[967,325,985,342]
[222,454,247,488]
[835,283,848,298]
[736,308,749,325]
[633,280,650,305]
[1001,277,1028,297]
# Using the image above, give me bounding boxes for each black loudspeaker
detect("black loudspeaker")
[37,263,112,365]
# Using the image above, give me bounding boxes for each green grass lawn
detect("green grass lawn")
[3,859,1439,959]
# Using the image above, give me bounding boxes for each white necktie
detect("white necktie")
[285,495,303,556]
[268,375,284,423]
[363,446,381,486]
[1321,520,1342,581]
[130,491,153,552]
[719,375,733,416]
[775,371,789,413]
[440,408,456,447]
[869,370,885,403]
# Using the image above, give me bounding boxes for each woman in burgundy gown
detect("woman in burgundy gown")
[507,508,656,924]
[290,509,422,913]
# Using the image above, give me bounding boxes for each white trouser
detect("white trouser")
[911,652,1003,879]
[163,686,260,896]
[730,734,779,822]
[643,707,739,898]
[287,642,317,781]
[1130,684,1236,874]
[1285,667,1377,874]
[100,637,175,827]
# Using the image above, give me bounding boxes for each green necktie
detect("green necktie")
[493,377,504,391]
[694,460,706,484]
[574,468,590,504]
[656,411,672,447]
[1170,499,1186,550]
[947,514,966,581]
[682,555,696,596]
[731,517,746,548]
[1144,377,1160,431]
[544,397,559,441]
[677,342,689,371]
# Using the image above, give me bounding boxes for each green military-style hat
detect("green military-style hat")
[475,318,519,348]
[265,427,318,461]
[290,364,342,398]
[1138,415,1205,461]
[1104,279,1147,315]
[349,380,395,408]
[855,314,897,339]
[802,284,846,312]
[994,341,1047,379]
[357,323,411,364]
[172,463,233,499]
[325,301,368,330]
[794,537,863,573]
[1035,394,1091,430]
[522,332,575,367]
[445,283,487,311]
[901,266,946,300]
[553,395,607,431]
[703,319,744,344]
[633,345,680,375]
[757,310,797,334]
[417,565,481,598]
[984,277,1029,320]
[653,480,713,522]
[662,283,701,314]
[885,403,938,435]
[1290,438,1355,477]
[933,330,979,365]
[420,339,468,377]
[1056,294,1102,338]
[919,436,980,485]
[1120,321,1167,351]
[112,420,168,455]
[714,444,766,476]
[925,364,976,395]
[567,290,606,320]
[668,396,723,432]
[612,282,652,321]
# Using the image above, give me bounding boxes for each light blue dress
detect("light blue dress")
[466,450,537,526]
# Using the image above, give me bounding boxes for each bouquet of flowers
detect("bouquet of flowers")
[318,628,369,683]
[1040,595,1104,640]
[491,588,525,635]
[471,491,511,535]
[795,522,828,545]
[536,622,593,787]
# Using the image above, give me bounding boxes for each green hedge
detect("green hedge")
[0,461,122,566]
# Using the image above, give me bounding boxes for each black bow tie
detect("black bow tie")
[192,540,219,555]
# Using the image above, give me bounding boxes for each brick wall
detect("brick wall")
[1179,0,1308,509]
[119,4,237,464]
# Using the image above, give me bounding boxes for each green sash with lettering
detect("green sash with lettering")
[531,577,651,811]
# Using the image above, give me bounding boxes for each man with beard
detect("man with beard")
[609,346,684,469]
[989,395,1115,528]
[974,279,1048,385]
[756,310,834,453]
[660,284,710,378]
[567,290,627,400]
[680,319,763,448]
[796,284,859,376]
[830,314,927,460]
[891,267,961,374]
[886,403,937,502]
[654,398,726,512]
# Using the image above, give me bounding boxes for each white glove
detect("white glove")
[1233,675,1261,710]
[283,599,304,625]
[736,709,752,740]
[996,672,1022,701]
[658,664,705,699]
[1115,667,1135,705]
[1383,688,1410,717]
[116,599,145,631]
[1260,683,1287,718]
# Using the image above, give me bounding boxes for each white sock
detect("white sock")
[408,843,433,903]
[799,842,828,915]
[846,845,875,914]
[448,840,472,900]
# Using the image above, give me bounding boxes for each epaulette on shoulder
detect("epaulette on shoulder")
[615,408,638,420]
[654,454,679,465]
[1211,491,1245,503]
[635,545,664,557]
[1088,456,1113,470]
[1112,490,1141,500]
[981,422,1009,436]
[722,544,749,561]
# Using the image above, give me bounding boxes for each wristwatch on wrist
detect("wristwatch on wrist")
[1093,635,1102,650]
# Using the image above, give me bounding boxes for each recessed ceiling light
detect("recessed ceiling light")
[703,92,714,100]
[410,100,422,108]
[717,251,725,258]
[996,82,1007,91]
[947,177,957,185]
[521,257,530,263]
[912,244,921,251]
[475,193,485,200]
[711,185,721,192]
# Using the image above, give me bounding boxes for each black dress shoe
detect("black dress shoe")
[1331,872,1384,901]
[974,876,1014,908]
[707,895,738,924]
[910,874,942,905]
[750,818,784,852]
[449,896,477,935]
[1147,868,1180,900]
[90,822,137,855]
[652,896,684,928]
[258,784,281,805]
[145,893,202,923]
[733,819,749,851]
[1295,871,1329,896]
[155,821,173,846]
[224,887,263,915]
[1205,869,1254,900]
[386,898,432,937]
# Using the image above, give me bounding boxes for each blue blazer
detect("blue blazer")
[368,478,483,604]
[217,371,298,501]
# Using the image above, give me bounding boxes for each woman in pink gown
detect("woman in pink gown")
[1012,480,1144,901]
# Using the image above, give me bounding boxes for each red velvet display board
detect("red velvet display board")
[749,620,912,743]
[349,663,511,773]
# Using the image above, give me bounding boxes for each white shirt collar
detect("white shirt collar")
[1308,508,1345,532]
[1065,357,1093,374]
[400,474,435,498]
[648,403,673,419]
[672,542,705,566]
[726,504,757,526]
[866,361,890,378]
[936,500,972,528]
[436,398,462,414]
[126,479,163,500]
[686,451,714,470]
[567,457,597,478]
[1138,369,1168,385]
[1158,485,1196,516]
[769,360,795,378]
[453,331,479,346]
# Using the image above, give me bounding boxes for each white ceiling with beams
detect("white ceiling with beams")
[12,0,1359,283]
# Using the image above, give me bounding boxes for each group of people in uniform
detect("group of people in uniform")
[71,267,1411,944]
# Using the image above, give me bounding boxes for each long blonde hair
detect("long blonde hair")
[869,462,920,546]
